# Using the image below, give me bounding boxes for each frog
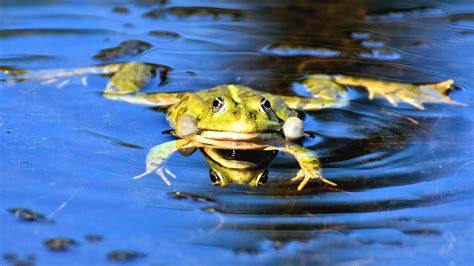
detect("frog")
[2,62,462,190]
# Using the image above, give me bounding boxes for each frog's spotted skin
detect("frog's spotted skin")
[167,85,297,135]
[3,62,460,190]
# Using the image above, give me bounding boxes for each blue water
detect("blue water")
[1,0,473,265]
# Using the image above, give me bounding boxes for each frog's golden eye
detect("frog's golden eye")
[212,97,225,113]
[259,97,272,112]
[256,169,269,187]
[209,169,222,186]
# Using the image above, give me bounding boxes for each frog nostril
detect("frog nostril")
[249,112,257,120]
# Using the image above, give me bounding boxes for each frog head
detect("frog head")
[170,85,301,140]
[196,85,296,138]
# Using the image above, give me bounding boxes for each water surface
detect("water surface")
[1,0,473,265]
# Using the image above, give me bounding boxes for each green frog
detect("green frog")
[3,62,461,190]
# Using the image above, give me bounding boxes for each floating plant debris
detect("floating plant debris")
[84,234,103,242]
[148,30,180,40]
[402,229,442,236]
[93,40,152,61]
[7,208,53,223]
[112,7,130,14]
[107,250,145,262]
[43,238,79,251]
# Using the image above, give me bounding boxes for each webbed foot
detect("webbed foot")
[279,143,336,190]
[291,168,337,191]
[133,138,197,186]
[332,76,463,109]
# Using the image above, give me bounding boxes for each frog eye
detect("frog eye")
[209,169,222,186]
[212,97,225,113]
[256,169,269,187]
[259,97,272,112]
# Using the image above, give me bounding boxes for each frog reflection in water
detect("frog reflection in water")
[5,62,461,190]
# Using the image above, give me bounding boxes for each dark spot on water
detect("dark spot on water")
[3,253,16,261]
[143,7,243,21]
[234,247,259,255]
[107,250,145,262]
[7,208,53,223]
[112,6,130,14]
[365,6,445,22]
[460,30,474,38]
[148,30,180,40]
[183,71,196,76]
[159,68,168,85]
[84,234,103,242]
[262,44,341,57]
[0,28,118,38]
[79,130,144,150]
[93,40,152,61]
[410,40,430,48]
[43,238,79,251]
[6,130,12,134]
[168,191,214,202]
[161,129,174,135]
[116,142,143,149]
[402,229,442,236]
[137,0,167,5]
[449,13,474,27]
[3,253,36,266]
[122,23,135,28]
[384,240,404,247]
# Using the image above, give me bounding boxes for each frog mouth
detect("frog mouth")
[200,130,279,140]
[201,147,278,169]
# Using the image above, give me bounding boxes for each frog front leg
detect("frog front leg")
[277,143,337,190]
[133,138,199,185]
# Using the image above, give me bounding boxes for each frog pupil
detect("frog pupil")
[209,170,221,185]
[260,98,271,109]
[212,97,224,111]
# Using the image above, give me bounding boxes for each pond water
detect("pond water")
[1,0,473,265]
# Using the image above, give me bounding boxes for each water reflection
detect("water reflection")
[1,0,473,265]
